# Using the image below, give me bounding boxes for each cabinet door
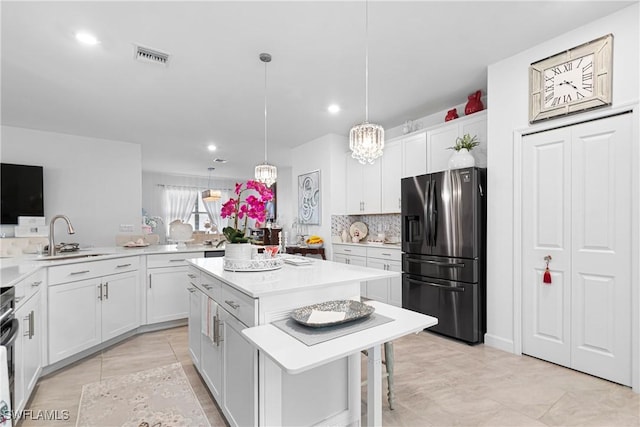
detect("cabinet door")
[200,297,223,401]
[101,272,139,342]
[387,261,402,307]
[365,258,389,303]
[381,140,402,213]
[221,311,257,427]
[361,162,381,214]
[147,267,189,324]
[427,124,458,173]
[14,291,42,413]
[188,287,202,368]
[402,132,427,177]
[345,154,364,214]
[49,278,102,364]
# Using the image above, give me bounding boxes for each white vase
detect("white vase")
[224,242,254,261]
[448,148,476,169]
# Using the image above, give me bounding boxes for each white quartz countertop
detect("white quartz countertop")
[187,257,400,298]
[0,244,222,287]
[331,241,401,249]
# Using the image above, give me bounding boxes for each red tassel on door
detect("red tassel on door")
[543,255,552,284]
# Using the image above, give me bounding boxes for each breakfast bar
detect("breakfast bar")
[186,256,436,426]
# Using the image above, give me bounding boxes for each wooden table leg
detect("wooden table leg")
[367,344,382,426]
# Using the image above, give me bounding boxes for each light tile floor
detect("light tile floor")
[19,326,640,427]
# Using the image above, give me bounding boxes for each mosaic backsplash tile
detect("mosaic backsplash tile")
[331,214,401,243]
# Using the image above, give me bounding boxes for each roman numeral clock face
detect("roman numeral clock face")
[543,54,594,108]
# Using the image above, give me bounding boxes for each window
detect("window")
[187,193,211,232]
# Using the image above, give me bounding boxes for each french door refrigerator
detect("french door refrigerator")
[401,167,486,343]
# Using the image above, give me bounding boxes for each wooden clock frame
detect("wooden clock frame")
[529,34,613,123]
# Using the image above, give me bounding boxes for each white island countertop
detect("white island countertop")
[187,257,399,298]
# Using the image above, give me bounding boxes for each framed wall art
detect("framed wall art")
[298,170,321,225]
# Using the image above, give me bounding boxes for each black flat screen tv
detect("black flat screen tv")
[1,163,44,225]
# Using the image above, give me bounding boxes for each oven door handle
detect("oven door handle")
[1,318,20,347]
[405,277,465,292]
[0,308,13,324]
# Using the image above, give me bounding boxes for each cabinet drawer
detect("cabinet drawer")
[332,244,367,257]
[49,256,140,285]
[147,252,204,268]
[366,247,402,261]
[193,271,223,303]
[220,285,256,327]
[14,269,45,308]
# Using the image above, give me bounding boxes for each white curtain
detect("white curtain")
[163,186,198,227]
[202,191,229,233]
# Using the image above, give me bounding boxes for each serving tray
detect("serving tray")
[290,300,375,328]
[223,256,284,272]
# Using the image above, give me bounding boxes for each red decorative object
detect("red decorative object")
[465,90,484,115]
[445,108,459,122]
[543,255,552,284]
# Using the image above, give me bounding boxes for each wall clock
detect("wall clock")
[529,34,613,123]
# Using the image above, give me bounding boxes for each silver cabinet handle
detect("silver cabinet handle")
[14,297,23,304]
[30,311,35,339]
[23,314,31,337]
[344,249,351,252]
[104,282,109,300]
[31,280,43,287]
[213,315,220,346]
[169,259,185,263]
[149,274,152,289]
[116,263,132,268]
[98,283,103,300]
[381,253,392,256]
[70,270,90,275]
[187,273,197,279]
[203,284,213,290]
[225,300,240,310]
[187,287,196,293]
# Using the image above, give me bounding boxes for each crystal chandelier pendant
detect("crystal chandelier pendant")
[255,162,277,187]
[349,121,384,165]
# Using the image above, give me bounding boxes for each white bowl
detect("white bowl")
[306,243,323,249]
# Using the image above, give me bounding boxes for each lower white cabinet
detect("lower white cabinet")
[14,284,42,414]
[187,286,202,368]
[49,270,138,364]
[147,268,189,323]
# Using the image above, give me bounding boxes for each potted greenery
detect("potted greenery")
[447,133,479,169]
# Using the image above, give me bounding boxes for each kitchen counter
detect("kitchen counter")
[0,244,223,288]
[187,256,398,298]
[332,241,401,248]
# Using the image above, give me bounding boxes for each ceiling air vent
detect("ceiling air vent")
[134,45,170,66]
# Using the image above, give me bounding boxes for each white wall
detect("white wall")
[0,126,142,247]
[485,4,639,352]
[287,133,347,259]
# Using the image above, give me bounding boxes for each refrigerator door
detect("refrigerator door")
[401,174,430,255]
[402,253,478,284]
[430,168,480,258]
[403,274,480,343]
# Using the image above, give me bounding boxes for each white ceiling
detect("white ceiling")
[1,1,633,179]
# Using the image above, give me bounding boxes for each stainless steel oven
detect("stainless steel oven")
[1,286,18,411]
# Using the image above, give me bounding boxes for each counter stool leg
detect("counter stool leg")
[384,341,395,410]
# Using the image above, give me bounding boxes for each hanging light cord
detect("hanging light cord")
[264,59,268,162]
[364,0,369,123]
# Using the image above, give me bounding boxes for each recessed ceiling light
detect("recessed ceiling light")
[328,104,341,114]
[207,144,217,152]
[75,32,99,46]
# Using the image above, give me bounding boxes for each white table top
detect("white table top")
[188,257,400,298]
[242,301,438,374]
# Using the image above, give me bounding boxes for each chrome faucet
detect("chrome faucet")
[48,215,75,256]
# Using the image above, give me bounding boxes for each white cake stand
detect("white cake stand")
[168,239,194,249]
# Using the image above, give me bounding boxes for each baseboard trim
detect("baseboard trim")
[484,333,515,353]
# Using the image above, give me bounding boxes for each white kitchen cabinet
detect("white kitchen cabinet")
[14,272,43,414]
[200,297,223,402]
[363,247,402,307]
[187,285,202,369]
[147,253,203,324]
[48,257,140,364]
[380,139,402,213]
[401,131,427,178]
[426,111,487,173]
[333,246,367,296]
[345,153,381,214]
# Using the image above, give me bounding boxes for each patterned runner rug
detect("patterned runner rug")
[76,362,210,427]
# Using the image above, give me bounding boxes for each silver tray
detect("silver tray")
[290,300,375,328]
[223,256,284,272]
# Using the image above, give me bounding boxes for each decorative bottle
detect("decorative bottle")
[341,228,349,243]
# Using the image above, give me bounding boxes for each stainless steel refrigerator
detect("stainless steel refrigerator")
[401,167,486,343]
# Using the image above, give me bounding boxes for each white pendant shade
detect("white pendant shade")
[350,121,384,165]
[202,189,222,202]
[255,162,277,188]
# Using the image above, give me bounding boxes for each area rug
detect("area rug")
[76,362,210,427]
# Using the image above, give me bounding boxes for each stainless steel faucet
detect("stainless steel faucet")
[48,215,75,256]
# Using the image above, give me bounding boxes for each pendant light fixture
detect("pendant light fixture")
[349,0,384,165]
[202,167,221,202]
[254,52,277,187]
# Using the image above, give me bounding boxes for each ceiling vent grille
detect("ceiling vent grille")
[134,45,170,66]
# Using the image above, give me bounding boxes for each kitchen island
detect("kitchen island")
[187,257,436,427]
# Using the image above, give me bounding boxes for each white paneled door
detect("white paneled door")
[522,114,632,386]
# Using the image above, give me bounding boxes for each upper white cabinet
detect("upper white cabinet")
[345,153,382,215]
[380,139,402,213]
[427,111,487,173]
[401,131,428,178]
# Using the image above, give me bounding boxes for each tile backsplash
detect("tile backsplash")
[331,214,401,243]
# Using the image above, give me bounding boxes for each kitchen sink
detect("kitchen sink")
[35,253,109,261]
